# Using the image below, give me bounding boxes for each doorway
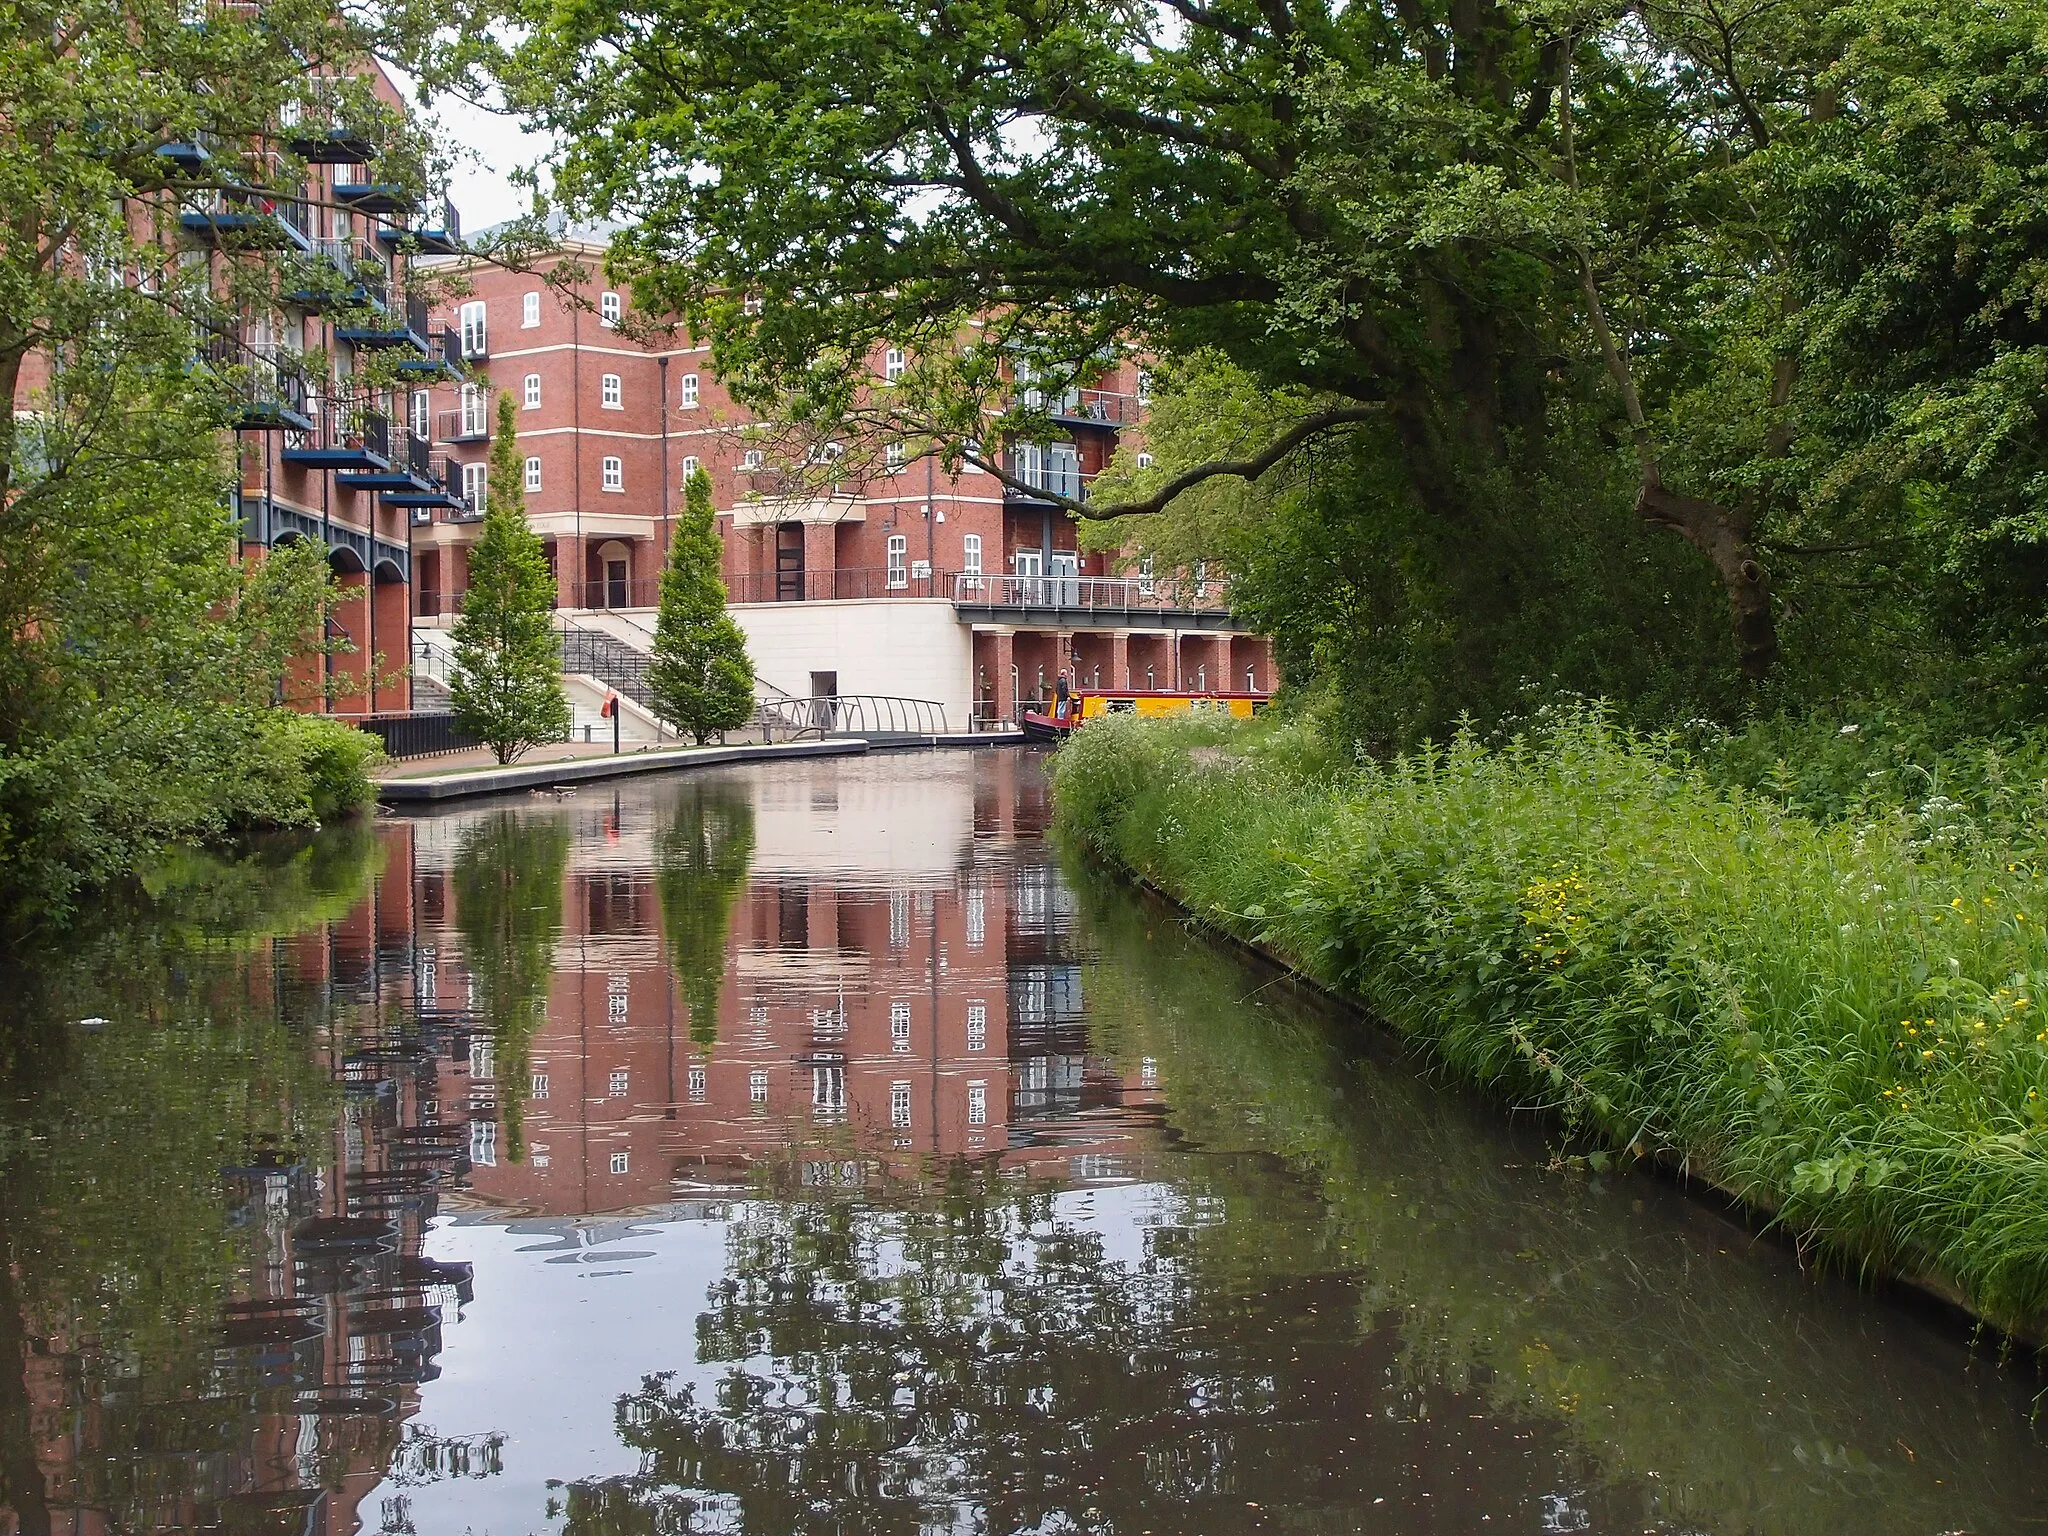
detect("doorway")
[776,523,805,601]
[1049,550,1079,608]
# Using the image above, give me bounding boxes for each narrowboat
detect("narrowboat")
[1019,689,1270,744]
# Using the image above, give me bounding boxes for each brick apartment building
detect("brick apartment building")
[14,54,481,718]
[409,242,1274,727]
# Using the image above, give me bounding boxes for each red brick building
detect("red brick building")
[409,243,1273,727]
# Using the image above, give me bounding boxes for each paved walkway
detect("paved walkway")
[374,732,1027,803]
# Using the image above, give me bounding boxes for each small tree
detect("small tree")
[448,393,571,763]
[648,466,756,743]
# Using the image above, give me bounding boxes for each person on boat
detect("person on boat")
[1054,672,1073,721]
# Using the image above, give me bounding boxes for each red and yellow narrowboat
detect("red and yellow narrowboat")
[1019,689,1270,744]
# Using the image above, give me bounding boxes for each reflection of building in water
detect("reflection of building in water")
[8,837,484,1536]
[401,755,1158,1220]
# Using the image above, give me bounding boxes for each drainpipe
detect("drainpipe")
[572,275,583,612]
[658,354,671,572]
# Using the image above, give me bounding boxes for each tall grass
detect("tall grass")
[1053,708,2048,1329]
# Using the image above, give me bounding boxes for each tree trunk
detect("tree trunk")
[1636,471,1779,678]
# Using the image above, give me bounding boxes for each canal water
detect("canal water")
[2,751,2046,1536]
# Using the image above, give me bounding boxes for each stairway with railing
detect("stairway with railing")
[557,624,653,709]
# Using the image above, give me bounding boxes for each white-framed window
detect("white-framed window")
[886,534,907,589]
[1136,451,1153,468]
[749,1069,768,1104]
[1138,554,1155,596]
[409,389,429,439]
[530,1072,549,1099]
[688,1065,707,1101]
[889,891,909,948]
[609,1069,629,1097]
[884,347,905,382]
[1194,560,1209,597]
[470,1119,496,1167]
[522,291,540,327]
[523,455,541,492]
[812,1065,845,1115]
[1248,664,1258,691]
[523,373,541,409]
[962,534,982,588]
[1136,369,1152,403]
[742,294,762,316]
[601,455,623,492]
[967,1082,987,1126]
[890,1081,912,1129]
[601,373,621,409]
[470,1038,495,1079]
[461,461,487,512]
[1141,1057,1159,1087]
[961,437,983,471]
[600,290,621,328]
[891,1001,912,1051]
[966,1001,987,1051]
[459,300,487,358]
[680,454,700,485]
[679,372,699,408]
[741,449,763,472]
[609,1150,629,1175]
[885,442,905,473]
[459,381,487,437]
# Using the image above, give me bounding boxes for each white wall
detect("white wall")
[729,599,973,729]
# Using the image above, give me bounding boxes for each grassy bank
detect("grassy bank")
[1052,709,2048,1331]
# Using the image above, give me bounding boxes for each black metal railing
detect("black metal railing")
[436,405,490,443]
[354,713,481,759]
[1004,448,1089,502]
[726,566,960,604]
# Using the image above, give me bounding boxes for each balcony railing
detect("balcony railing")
[179,189,313,252]
[727,566,961,604]
[952,573,1224,612]
[281,397,390,468]
[436,406,490,443]
[1024,387,1139,427]
[194,333,313,428]
[1004,449,1088,502]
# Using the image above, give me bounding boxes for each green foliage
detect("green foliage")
[1056,709,2048,1328]
[0,0,439,918]
[654,778,756,1044]
[647,467,755,744]
[452,810,571,1164]
[469,0,2048,705]
[450,393,572,764]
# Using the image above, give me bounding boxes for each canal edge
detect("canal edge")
[1100,858,2048,1362]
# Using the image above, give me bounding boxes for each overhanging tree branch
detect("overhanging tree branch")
[964,403,1384,519]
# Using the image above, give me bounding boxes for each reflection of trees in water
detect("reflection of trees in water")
[559,1175,1194,1535]
[556,1166,1630,1535]
[452,811,571,1163]
[0,837,375,1534]
[655,781,755,1046]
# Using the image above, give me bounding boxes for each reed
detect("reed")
[1052,707,2048,1328]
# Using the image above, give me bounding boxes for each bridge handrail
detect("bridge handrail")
[757,693,949,740]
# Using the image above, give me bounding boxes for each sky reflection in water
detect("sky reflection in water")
[2,750,2046,1536]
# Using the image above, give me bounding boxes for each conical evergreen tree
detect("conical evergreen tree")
[648,466,756,743]
[448,392,572,763]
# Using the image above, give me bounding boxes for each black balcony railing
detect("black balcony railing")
[436,406,490,443]
[725,566,964,603]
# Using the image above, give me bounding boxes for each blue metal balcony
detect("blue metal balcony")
[336,289,430,352]
[376,199,463,257]
[180,191,313,253]
[281,404,391,471]
[394,326,461,379]
[333,169,414,218]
